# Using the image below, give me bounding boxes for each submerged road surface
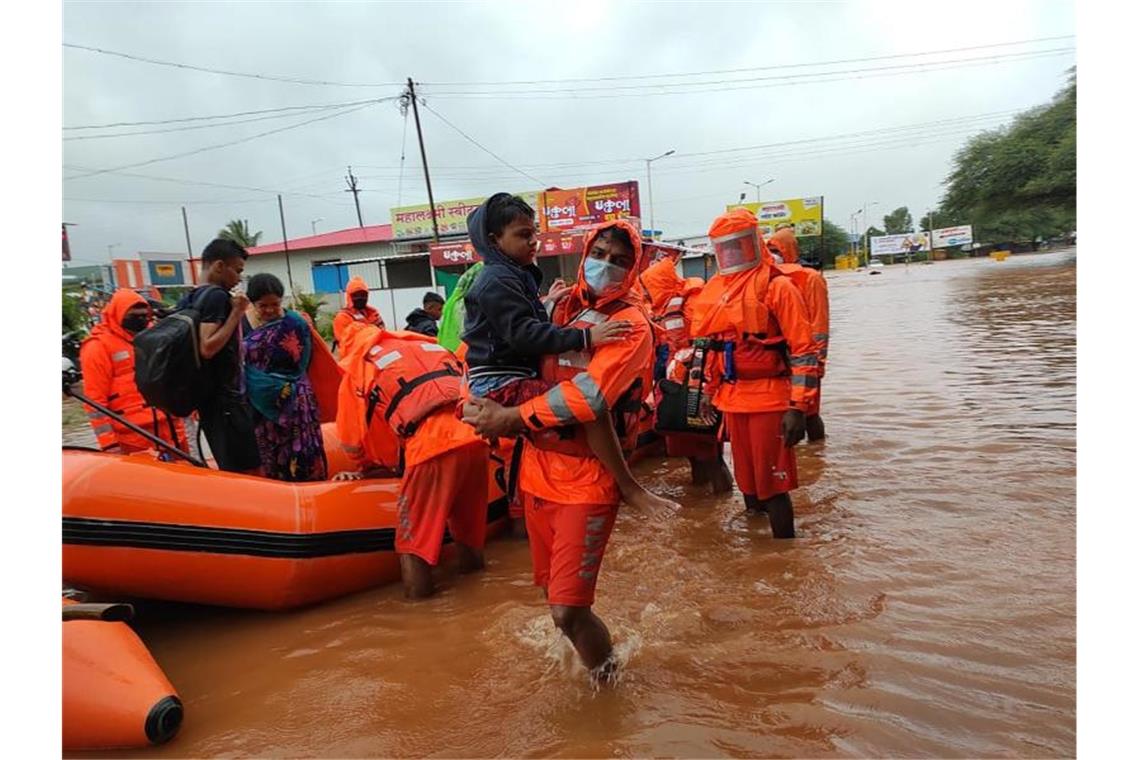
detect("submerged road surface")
[69,251,1075,758]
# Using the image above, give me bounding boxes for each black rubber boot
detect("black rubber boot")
[743,494,766,514]
[764,494,796,538]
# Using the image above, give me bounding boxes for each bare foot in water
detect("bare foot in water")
[622,484,681,514]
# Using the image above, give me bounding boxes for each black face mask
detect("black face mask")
[121,314,149,334]
[351,295,368,310]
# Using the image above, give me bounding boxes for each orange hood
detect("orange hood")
[768,227,800,264]
[564,218,647,315]
[639,255,685,314]
[344,277,369,307]
[690,210,774,337]
[88,289,148,344]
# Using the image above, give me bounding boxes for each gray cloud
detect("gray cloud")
[63,0,1075,263]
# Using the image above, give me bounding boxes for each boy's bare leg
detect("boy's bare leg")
[582,417,680,512]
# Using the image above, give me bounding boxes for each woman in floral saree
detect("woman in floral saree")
[242,274,327,481]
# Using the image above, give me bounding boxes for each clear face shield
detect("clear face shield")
[712,228,763,274]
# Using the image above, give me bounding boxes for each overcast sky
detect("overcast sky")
[61,0,1074,265]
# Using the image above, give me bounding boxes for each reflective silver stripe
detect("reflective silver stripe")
[667,297,684,308]
[373,350,402,369]
[789,355,819,367]
[544,385,578,425]
[573,309,609,326]
[557,350,590,369]
[791,375,820,388]
[572,373,608,418]
[85,410,104,420]
[111,350,130,362]
[812,332,829,343]
[341,444,363,454]
[92,424,114,436]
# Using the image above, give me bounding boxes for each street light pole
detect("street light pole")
[645,149,675,239]
[861,201,879,266]
[743,178,775,205]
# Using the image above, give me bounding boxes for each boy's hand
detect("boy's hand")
[543,280,574,305]
[590,320,632,347]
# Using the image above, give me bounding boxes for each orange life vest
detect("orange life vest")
[707,266,790,381]
[362,334,463,438]
[531,300,645,457]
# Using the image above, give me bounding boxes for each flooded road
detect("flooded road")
[71,251,1076,758]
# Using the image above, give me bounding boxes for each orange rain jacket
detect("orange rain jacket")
[517,219,655,505]
[640,254,704,356]
[332,277,384,346]
[688,210,821,414]
[768,228,831,375]
[335,321,477,472]
[79,289,187,453]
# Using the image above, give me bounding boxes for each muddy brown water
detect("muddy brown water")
[67,251,1075,758]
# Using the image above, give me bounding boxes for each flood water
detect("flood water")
[71,251,1076,758]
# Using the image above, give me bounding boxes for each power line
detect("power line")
[421,35,1075,87]
[63,42,403,88]
[424,48,1073,98]
[64,101,386,181]
[64,196,273,205]
[63,97,387,132]
[60,165,360,202]
[63,101,384,141]
[350,109,1020,182]
[418,100,547,186]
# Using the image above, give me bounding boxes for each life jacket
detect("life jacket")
[530,300,645,458]
[361,333,464,438]
[700,265,790,382]
[80,289,186,453]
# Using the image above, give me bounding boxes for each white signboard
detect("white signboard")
[870,232,931,256]
[932,225,974,248]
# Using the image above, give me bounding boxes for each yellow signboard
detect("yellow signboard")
[726,196,823,237]
[391,191,541,239]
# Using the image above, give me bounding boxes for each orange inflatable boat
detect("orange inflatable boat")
[62,598,182,750]
[63,426,511,610]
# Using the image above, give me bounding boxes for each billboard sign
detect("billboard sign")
[870,232,932,256]
[540,182,641,230]
[727,196,823,237]
[932,225,974,248]
[392,191,543,240]
[428,240,478,267]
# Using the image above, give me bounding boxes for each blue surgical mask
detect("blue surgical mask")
[583,257,628,297]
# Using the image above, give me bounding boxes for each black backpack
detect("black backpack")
[133,286,220,417]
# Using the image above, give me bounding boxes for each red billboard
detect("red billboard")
[539,181,640,231]
[428,240,478,267]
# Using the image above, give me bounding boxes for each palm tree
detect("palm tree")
[218,219,262,248]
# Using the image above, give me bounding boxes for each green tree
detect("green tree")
[797,219,850,269]
[937,73,1075,243]
[883,206,914,234]
[218,219,262,248]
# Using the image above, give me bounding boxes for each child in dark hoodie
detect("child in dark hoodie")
[461,192,676,514]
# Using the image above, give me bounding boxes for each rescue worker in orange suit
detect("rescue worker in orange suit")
[767,227,830,442]
[464,220,656,685]
[639,252,734,493]
[688,209,821,538]
[332,276,384,347]
[333,320,489,600]
[79,289,187,456]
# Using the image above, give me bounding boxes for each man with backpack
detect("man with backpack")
[178,239,260,473]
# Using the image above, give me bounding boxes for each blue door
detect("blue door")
[311,263,349,294]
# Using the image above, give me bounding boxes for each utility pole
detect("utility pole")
[645,149,675,240]
[277,194,295,293]
[181,206,198,284]
[345,167,364,227]
[404,78,440,243]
